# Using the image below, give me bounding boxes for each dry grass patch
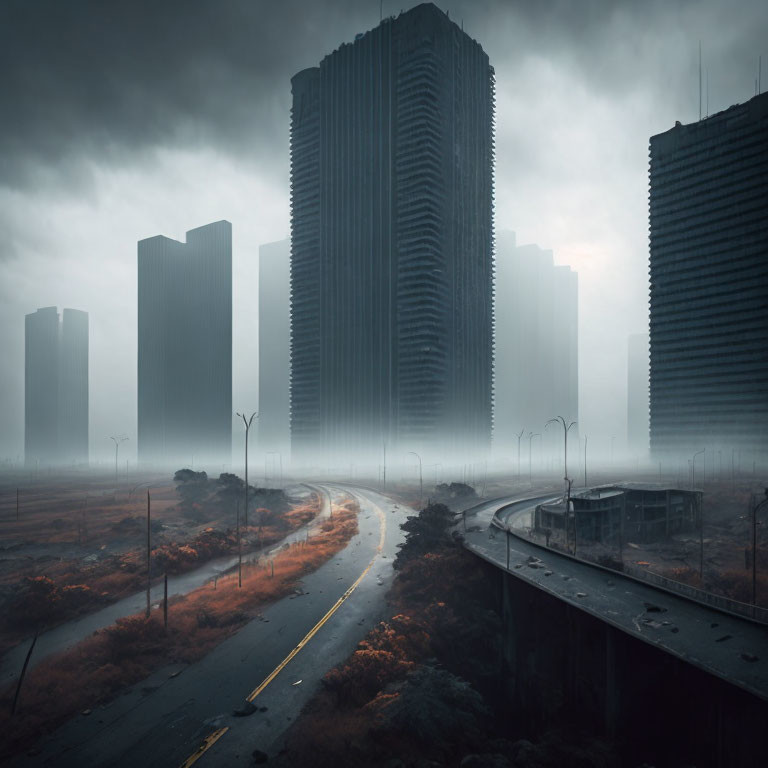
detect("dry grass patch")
[0,499,359,759]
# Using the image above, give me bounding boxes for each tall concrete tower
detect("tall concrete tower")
[137,221,232,468]
[25,306,89,467]
[627,333,649,457]
[258,238,290,459]
[648,92,768,461]
[290,3,494,462]
[494,231,578,455]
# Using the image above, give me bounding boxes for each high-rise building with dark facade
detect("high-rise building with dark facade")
[25,306,88,466]
[290,3,494,461]
[493,231,578,455]
[259,239,290,458]
[627,332,649,457]
[649,92,768,460]
[138,221,232,468]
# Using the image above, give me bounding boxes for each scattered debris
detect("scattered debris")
[252,748,269,764]
[576,592,587,598]
[233,700,257,717]
[741,653,759,663]
[544,570,553,576]
[81,709,92,716]
[292,679,302,686]
[715,635,733,643]
[644,602,667,613]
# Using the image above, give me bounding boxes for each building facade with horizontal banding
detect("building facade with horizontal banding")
[648,91,768,461]
[289,2,494,462]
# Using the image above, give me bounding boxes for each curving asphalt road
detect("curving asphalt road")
[462,493,768,704]
[1,485,325,687]
[12,485,412,768]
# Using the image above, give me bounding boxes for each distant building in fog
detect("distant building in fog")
[627,333,649,456]
[259,239,290,458]
[649,92,768,459]
[494,231,578,453]
[138,221,232,468]
[290,3,494,461]
[25,306,88,466]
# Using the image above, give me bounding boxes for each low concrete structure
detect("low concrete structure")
[534,483,700,544]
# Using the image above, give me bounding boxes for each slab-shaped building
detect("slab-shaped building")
[138,221,232,468]
[289,2,494,462]
[494,231,578,455]
[649,92,768,460]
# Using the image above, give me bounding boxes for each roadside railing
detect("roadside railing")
[491,497,768,627]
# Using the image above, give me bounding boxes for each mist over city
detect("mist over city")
[0,1,766,766]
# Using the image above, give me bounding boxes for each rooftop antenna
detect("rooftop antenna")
[706,66,709,117]
[698,40,702,121]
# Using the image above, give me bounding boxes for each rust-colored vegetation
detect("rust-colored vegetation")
[0,481,320,657]
[281,545,502,767]
[0,499,358,759]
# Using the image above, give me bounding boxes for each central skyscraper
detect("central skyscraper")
[290,3,494,461]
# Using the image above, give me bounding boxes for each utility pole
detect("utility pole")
[516,429,525,481]
[146,489,151,618]
[237,412,258,530]
[236,498,242,588]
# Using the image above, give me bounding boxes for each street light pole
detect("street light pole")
[516,429,524,482]
[237,412,258,530]
[108,435,128,485]
[692,449,705,491]
[545,416,577,490]
[528,432,540,485]
[408,451,423,508]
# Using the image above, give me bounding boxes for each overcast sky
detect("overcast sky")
[0,0,765,464]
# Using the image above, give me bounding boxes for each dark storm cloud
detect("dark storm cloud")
[0,0,765,193]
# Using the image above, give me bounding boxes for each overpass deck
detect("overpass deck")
[461,494,768,703]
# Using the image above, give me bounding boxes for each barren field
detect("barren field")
[0,472,320,657]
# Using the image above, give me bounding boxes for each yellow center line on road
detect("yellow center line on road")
[177,490,386,767]
[178,727,229,768]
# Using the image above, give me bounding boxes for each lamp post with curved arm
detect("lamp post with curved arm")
[108,435,129,485]
[515,429,525,481]
[692,449,705,490]
[408,451,423,508]
[237,411,258,530]
[545,416,577,486]
[527,432,540,485]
